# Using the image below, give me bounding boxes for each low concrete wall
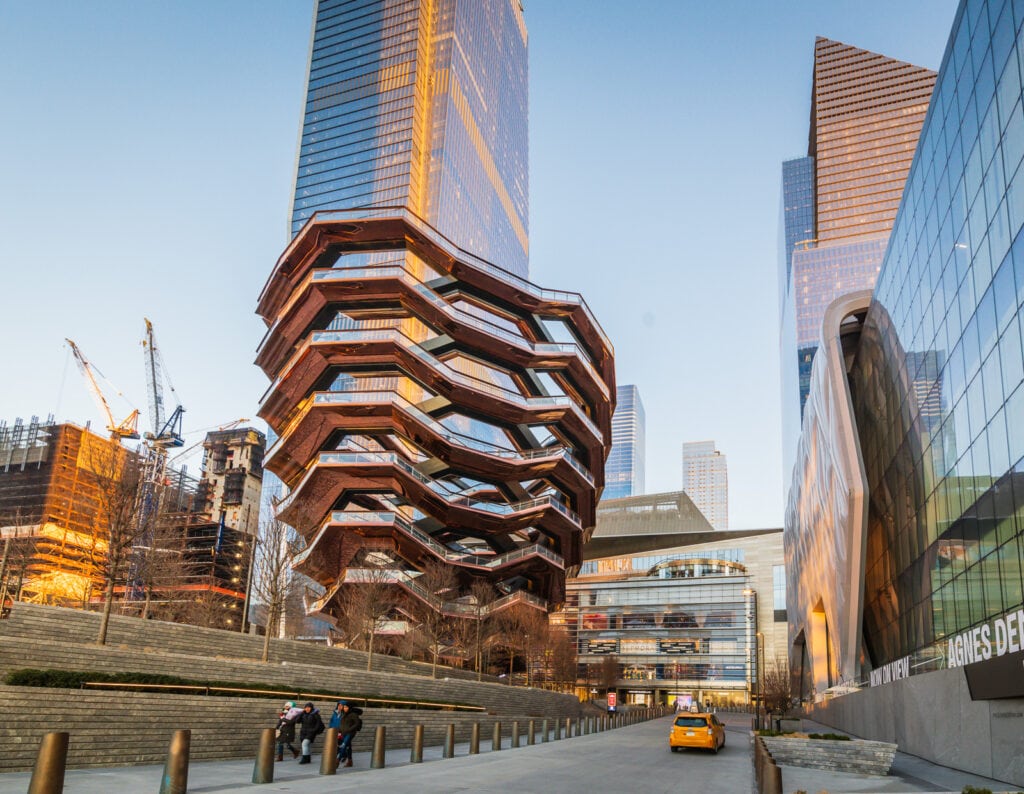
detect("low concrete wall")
[806,666,1024,787]
[761,736,895,775]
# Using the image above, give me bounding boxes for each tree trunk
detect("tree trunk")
[261,603,275,663]
[141,584,153,620]
[431,649,438,679]
[366,624,375,672]
[97,576,116,646]
[475,619,482,681]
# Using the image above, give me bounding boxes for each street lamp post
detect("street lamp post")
[755,631,765,730]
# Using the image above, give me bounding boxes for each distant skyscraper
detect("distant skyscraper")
[603,385,645,500]
[779,38,936,473]
[289,0,529,276]
[681,441,728,530]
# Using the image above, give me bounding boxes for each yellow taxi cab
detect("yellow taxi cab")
[669,711,726,753]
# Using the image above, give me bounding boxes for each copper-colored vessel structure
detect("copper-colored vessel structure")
[256,209,614,621]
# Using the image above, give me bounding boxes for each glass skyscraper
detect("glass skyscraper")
[290,0,530,277]
[603,384,645,501]
[786,1,1024,783]
[779,39,937,475]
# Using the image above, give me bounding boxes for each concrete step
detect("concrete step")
[0,685,577,771]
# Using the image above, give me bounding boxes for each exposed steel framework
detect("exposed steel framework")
[256,210,614,622]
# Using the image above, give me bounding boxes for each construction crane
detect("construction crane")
[141,318,184,449]
[65,339,140,441]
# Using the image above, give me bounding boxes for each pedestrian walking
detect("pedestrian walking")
[275,703,299,761]
[296,701,324,764]
[329,700,363,768]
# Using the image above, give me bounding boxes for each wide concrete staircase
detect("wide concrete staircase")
[1,602,495,681]
[0,685,568,771]
[0,603,583,771]
[761,735,897,776]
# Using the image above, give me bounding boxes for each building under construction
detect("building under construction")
[0,416,265,627]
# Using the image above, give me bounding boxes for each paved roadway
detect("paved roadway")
[0,714,753,794]
[1,711,1015,793]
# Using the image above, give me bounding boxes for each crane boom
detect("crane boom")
[65,339,140,440]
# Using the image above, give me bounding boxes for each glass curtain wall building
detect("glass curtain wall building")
[556,511,786,708]
[603,384,645,501]
[290,0,530,277]
[787,0,1024,725]
[779,39,937,476]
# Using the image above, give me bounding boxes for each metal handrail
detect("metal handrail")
[291,450,581,526]
[267,390,593,483]
[80,681,484,711]
[300,207,613,353]
[324,510,565,569]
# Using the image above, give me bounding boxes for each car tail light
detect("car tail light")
[707,728,713,736]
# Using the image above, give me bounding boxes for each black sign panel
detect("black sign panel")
[963,648,1024,700]
[582,639,618,655]
[659,639,700,655]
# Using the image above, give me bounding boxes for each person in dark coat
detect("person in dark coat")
[275,704,299,761]
[296,701,324,764]
[329,700,363,767]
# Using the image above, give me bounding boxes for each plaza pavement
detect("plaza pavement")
[0,712,1016,793]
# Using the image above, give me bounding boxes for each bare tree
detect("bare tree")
[85,444,158,646]
[598,653,620,694]
[496,605,549,686]
[250,509,300,662]
[337,562,399,672]
[761,655,792,714]
[467,579,496,681]
[133,512,189,620]
[548,626,578,692]
[408,559,458,678]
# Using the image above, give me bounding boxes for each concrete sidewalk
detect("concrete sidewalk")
[751,712,1018,794]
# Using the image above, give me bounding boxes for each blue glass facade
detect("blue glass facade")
[603,384,645,501]
[290,0,529,277]
[851,0,1024,668]
[779,156,816,294]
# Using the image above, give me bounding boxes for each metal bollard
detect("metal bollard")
[565,717,573,738]
[370,726,386,769]
[443,724,455,758]
[158,729,190,794]
[553,719,561,741]
[470,722,480,754]
[320,728,339,775]
[511,720,520,748]
[252,727,276,784]
[527,719,535,745]
[410,725,424,763]
[541,719,549,743]
[492,721,502,752]
[584,717,591,735]
[27,731,69,794]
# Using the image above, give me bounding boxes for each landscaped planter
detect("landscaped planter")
[761,735,897,776]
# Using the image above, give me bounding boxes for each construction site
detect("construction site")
[0,321,266,629]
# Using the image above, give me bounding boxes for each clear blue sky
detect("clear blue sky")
[0,1,958,529]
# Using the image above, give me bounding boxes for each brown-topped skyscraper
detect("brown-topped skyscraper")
[257,1,614,631]
[779,37,937,470]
